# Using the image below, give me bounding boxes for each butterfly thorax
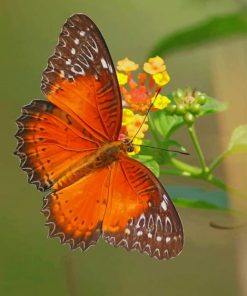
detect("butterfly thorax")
[53,141,129,190]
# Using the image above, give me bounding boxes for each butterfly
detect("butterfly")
[15,14,183,260]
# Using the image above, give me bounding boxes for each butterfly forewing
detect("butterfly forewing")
[41,14,122,141]
[15,100,99,191]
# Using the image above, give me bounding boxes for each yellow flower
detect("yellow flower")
[127,114,148,138]
[151,94,171,110]
[128,138,143,155]
[117,58,139,72]
[143,56,166,75]
[117,71,128,85]
[153,71,170,87]
[122,108,134,126]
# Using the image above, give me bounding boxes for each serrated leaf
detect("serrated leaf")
[149,10,247,57]
[200,96,227,116]
[227,125,247,154]
[132,154,160,177]
[149,110,184,139]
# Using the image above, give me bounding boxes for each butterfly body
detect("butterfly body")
[15,14,183,260]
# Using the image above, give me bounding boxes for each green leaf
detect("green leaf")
[227,125,247,154]
[167,186,229,210]
[173,198,222,210]
[132,154,160,177]
[149,10,247,57]
[149,110,184,139]
[200,96,227,116]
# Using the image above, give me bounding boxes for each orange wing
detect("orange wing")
[15,14,122,190]
[103,155,183,260]
[15,100,99,191]
[42,166,111,250]
[41,14,122,142]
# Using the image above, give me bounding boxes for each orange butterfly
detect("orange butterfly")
[15,14,183,260]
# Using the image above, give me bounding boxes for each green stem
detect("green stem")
[188,124,207,172]
[170,157,202,176]
[160,168,185,176]
[208,150,229,173]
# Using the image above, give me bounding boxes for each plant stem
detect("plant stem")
[160,168,185,176]
[170,157,202,176]
[208,150,228,173]
[188,124,207,172]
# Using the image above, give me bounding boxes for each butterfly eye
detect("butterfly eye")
[127,146,134,153]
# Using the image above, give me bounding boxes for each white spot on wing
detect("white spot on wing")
[156,236,162,242]
[65,59,71,65]
[80,31,85,36]
[108,63,113,73]
[161,200,167,211]
[101,58,108,69]
[163,193,169,203]
[71,48,76,55]
[74,38,79,45]
[137,230,143,236]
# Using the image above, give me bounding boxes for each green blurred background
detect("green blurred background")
[1,0,246,295]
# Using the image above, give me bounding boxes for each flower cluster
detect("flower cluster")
[166,88,208,125]
[117,56,171,154]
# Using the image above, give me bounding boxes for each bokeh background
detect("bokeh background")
[1,0,246,295]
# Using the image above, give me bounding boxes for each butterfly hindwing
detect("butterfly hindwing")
[42,166,111,250]
[41,14,122,142]
[103,155,183,260]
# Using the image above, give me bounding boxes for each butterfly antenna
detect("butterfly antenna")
[130,88,161,143]
[133,144,190,155]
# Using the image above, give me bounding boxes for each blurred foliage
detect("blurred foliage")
[168,185,229,210]
[149,9,247,57]
[227,125,247,154]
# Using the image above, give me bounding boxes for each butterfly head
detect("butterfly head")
[120,138,135,153]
